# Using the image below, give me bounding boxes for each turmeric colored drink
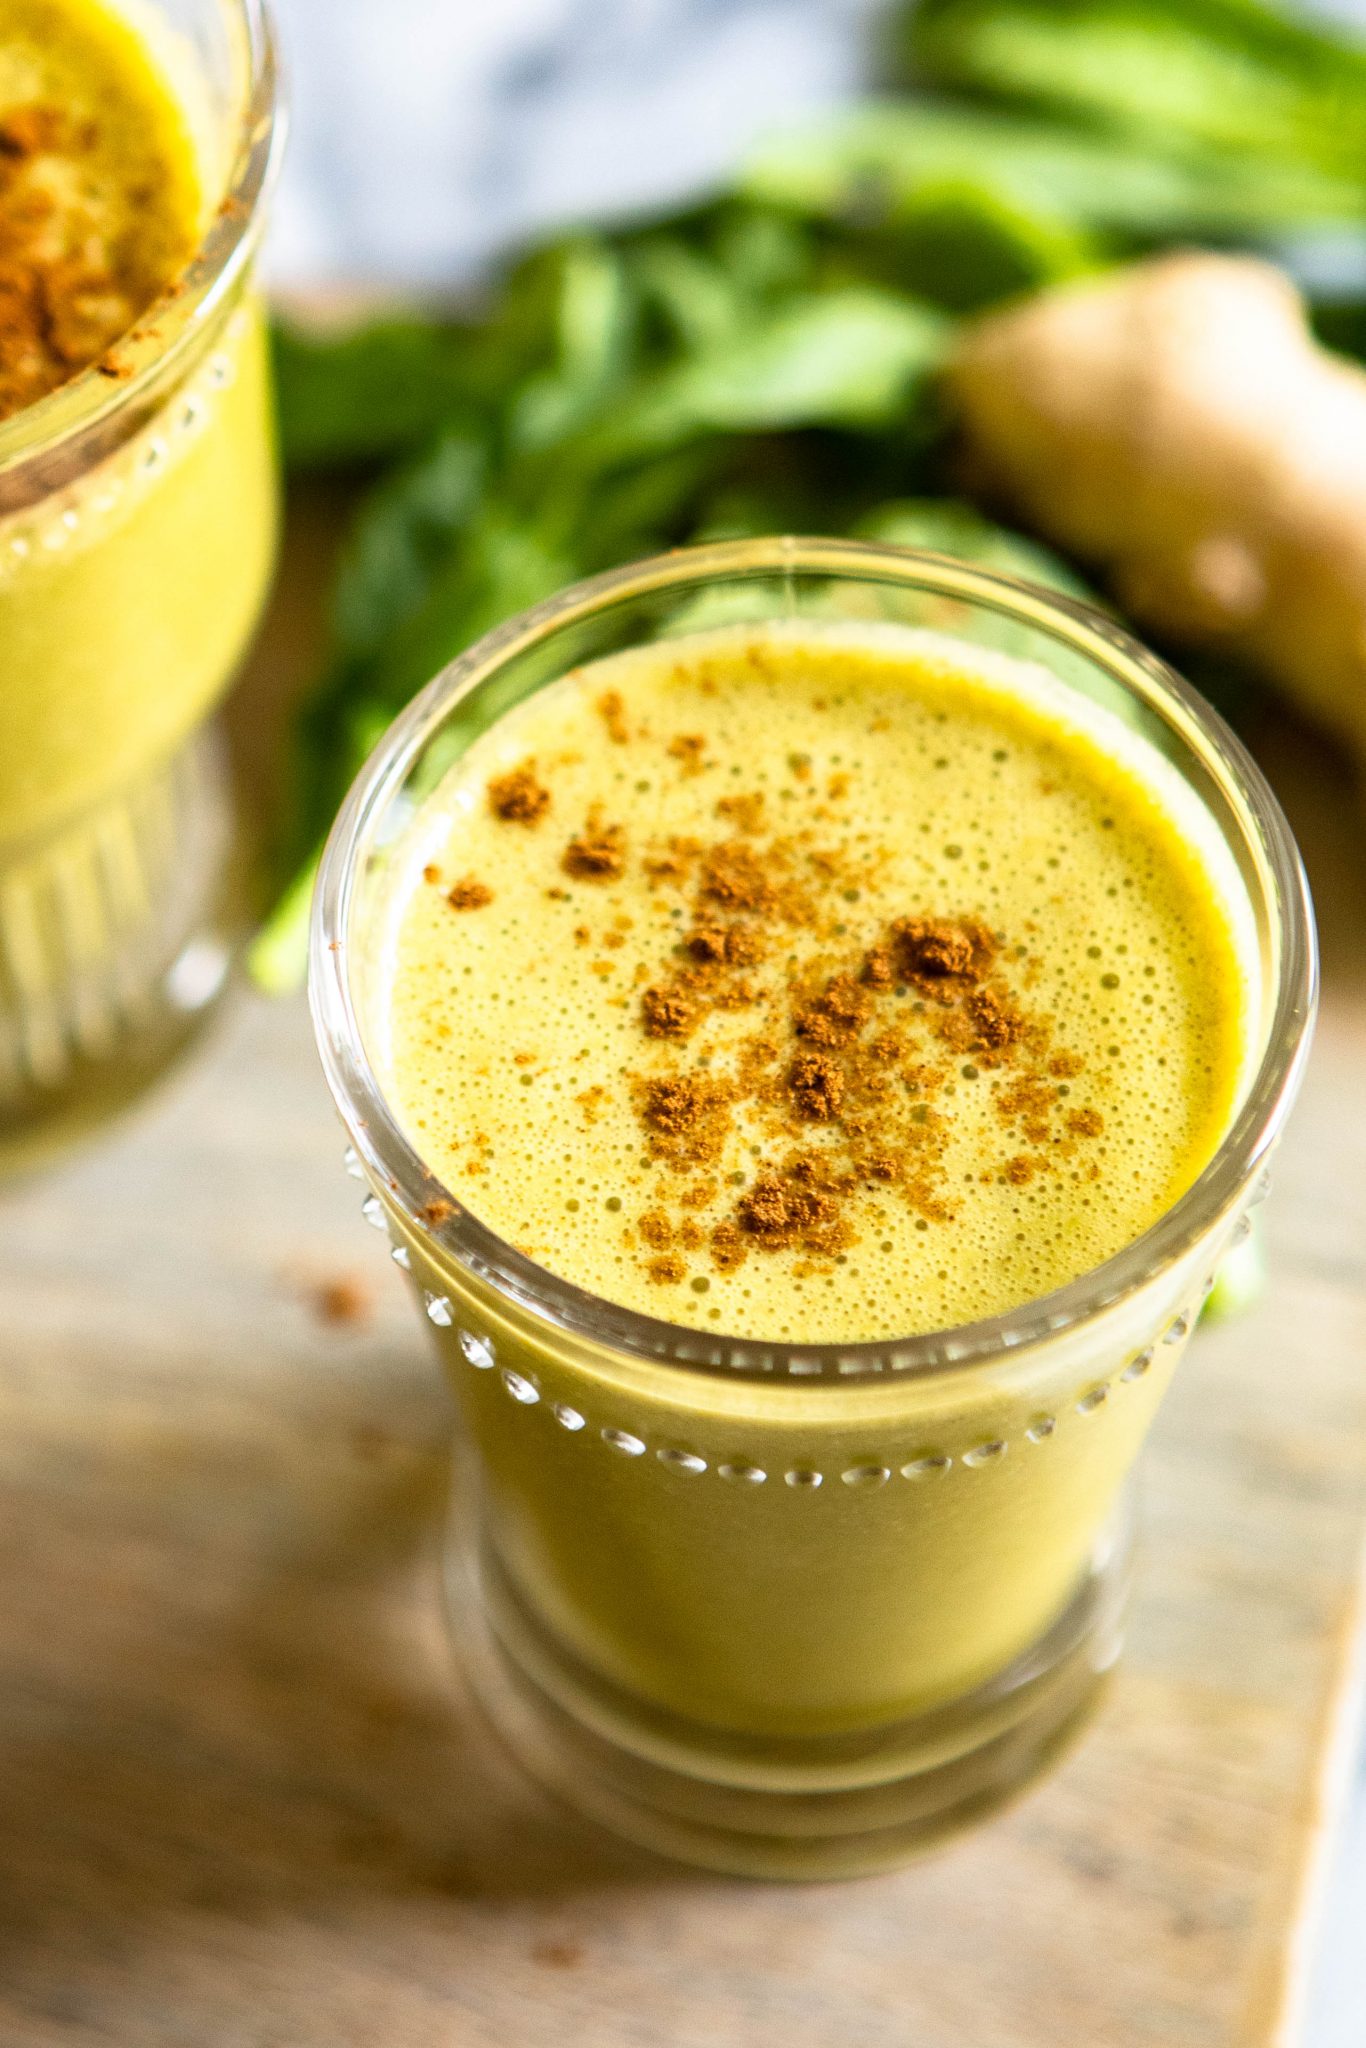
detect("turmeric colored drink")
[0,0,280,1167]
[313,541,1314,1876]
[385,626,1253,1339]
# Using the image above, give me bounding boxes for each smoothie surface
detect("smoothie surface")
[381,624,1257,1342]
[0,0,201,418]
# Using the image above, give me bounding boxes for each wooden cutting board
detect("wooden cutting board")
[0,503,1362,2048]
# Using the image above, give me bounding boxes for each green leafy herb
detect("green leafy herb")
[903,0,1366,177]
[255,0,1366,986]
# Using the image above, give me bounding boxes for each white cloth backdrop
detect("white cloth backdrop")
[268,0,884,290]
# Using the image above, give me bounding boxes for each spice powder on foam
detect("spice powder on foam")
[480,760,1107,1290]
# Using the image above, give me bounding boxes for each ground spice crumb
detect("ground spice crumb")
[564,818,626,880]
[710,1220,748,1271]
[1066,1106,1105,1138]
[647,1253,687,1284]
[862,945,895,988]
[1004,1155,1038,1185]
[488,762,551,823]
[700,841,780,915]
[789,1050,845,1120]
[716,792,766,834]
[964,986,1023,1053]
[893,915,996,992]
[668,733,707,775]
[736,1172,847,1252]
[0,105,187,418]
[447,876,493,910]
[596,690,630,743]
[532,1941,585,1972]
[796,973,871,1047]
[423,864,441,885]
[687,921,765,967]
[420,1198,454,1225]
[641,985,697,1039]
[997,1074,1057,1145]
[639,1073,732,1168]
[639,1210,673,1249]
[308,1276,373,1327]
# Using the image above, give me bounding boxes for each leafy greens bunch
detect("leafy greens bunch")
[254,0,1366,986]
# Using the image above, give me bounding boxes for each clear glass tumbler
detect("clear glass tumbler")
[0,0,283,1173]
[310,539,1316,1878]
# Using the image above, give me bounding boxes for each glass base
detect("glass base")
[444,1487,1133,1881]
[0,724,241,1177]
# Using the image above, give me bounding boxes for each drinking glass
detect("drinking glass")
[310,538,1315,1878]
[0,0,283,1172]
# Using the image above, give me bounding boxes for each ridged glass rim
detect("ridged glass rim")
[310,537,1317,1384]
[0,0,284,477]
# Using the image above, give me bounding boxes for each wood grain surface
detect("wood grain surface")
[0,522,1362,2047]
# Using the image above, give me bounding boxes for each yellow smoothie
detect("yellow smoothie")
[0,0,278,1154]
[386,626,1254,1338]
[375,623,1260,1739]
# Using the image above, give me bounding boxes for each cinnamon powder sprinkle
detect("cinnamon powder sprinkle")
[641,985,697,1039]
[308,1276,374,1328]
[0,102,194,419]
[893,915,997,993]
[453,739,1108,1289]
[700,841,780,916]
[596,690,630,744]
[447,876,494,910]
[789,1050,844,1121]
[688,922,765,967]
[736,1172,853,1257]
[563,817,626,880]
[668,733,708,775]
[488,763,551,824]
[613,857,1103,1278]
[639,1072,733,1169]
[795,974,871,1048]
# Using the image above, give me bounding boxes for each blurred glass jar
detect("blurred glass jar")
[0,0,283,1173]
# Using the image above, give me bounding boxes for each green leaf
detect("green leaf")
[331,432,486,659]
[507,238,641,452]
[346,509,579,725]
[583,288,949,464]
[271,319,485,470]
[904,0,1366,178]
[855,496,1093,595]
[743,98,1366,248]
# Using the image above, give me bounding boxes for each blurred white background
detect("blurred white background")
[268,0,883,289]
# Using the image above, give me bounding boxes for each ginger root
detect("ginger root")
[947,251,1366,764]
